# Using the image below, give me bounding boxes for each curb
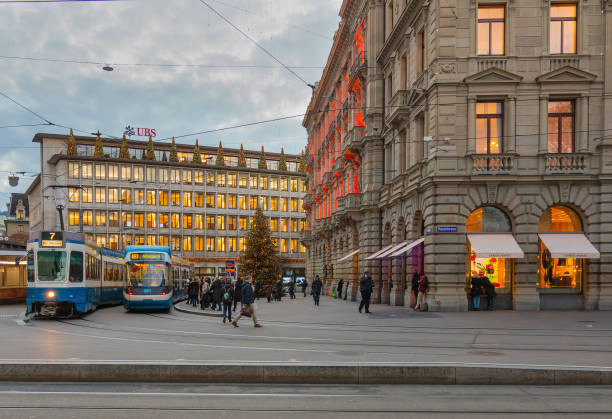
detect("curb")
[0,363,609,385]
[173,303,224,318]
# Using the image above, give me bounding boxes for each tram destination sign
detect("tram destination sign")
[40,231,64,248]
[131,253,162,260]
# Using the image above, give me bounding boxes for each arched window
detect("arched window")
[466,206,511,233]
[538,206,581,232]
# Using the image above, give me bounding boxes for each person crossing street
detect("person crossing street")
[232,276,262,328]
[358,271,373,314]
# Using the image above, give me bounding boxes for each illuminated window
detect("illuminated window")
[239,237,246,251]
[183,191,192,207]
[280,177,288,191]
[239,216,248,230]
[95,164,106,180]
[158,168,169,183]
[96,211,106,226]
[206,193,215,208]
[206,216,216,229]
[195,192,204,208]
[158,213,169,228]
[250,175,258,189]
[548,100,574,153]
[291,198,299,212]
[238,195,247,210]
[171,169,181,184]
[171,191,180,206]
[121,165,131,181]
[270,177,278,191]
[291,219,298,232]
[134,189,144,204]
[82,210,93,226]
[146,190,156,205]
[194,214,203,229]
[259,196,268,210]
[476,102,503,154]
[270,197,279,211]
[300,220,306,231]
[270,218,279,231]
[290,178,298,192]
[281,198,289,212]
[108,211,119,227]
[217,215,225,230]
[121,189,132,204]
[171,237,180,251]
[68,162,79,179]
[82,163,93,179]
[159,191,168,206]
[109,234,119,250]
[300,179,306,192]
[206,237,215,251]
[108,165,119,180]
[550,4,576,54]
[194,170,204,185]
[69,210,80,226]
[280,218,289,232]
[217,173,226,187]
[183,214,193,229]
[69,187,80,202]
[217,194,226,209]
[280,239,289,253]
[206,172,215,186]
[122,234,133,248]
[171,213,180,229]
[147,212,157,228]
[228,173,237,188]
[249,196,258,210]
[146,167,156,183]
[228,216,237,230]
[147,235,156,246]
[159,235,169,247]
[183,236,192,251]
[260,176,268,190]
[217,237,226,252]
[477,6,504,55]
[300,199,305,213]
[195,237,204,251]
[228,237,237,252]
[183,169,192,185]
[291,239,299,253]
[96,236,107,247]
[133,166,144,182]
[228,194,237,209]
[81,187,92,203]
[239,175,248,188]
[134,212,144,228]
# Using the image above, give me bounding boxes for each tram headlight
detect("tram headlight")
[47,290,55,299]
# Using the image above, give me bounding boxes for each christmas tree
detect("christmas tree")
[238,207,281,289]
[93,131,104,157]
[298,150,307,172]
[162,151,168,162]
[169,137,178,162]
[237,144,247,167]
[278,147,287,171]
[119,134,130,159]
[258,146,267,169]
[146,135,156,160]
[67,129,77,155]
[192,139,202,164]
[216,141,225,166]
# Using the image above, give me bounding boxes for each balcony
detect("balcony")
[470,154,517,175]
[544,153,590,174]
[342,126,365,151]
[349,52,366,83]
[386,89,409,125]
[337,194,361,215]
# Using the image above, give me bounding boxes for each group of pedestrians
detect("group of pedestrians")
[469,270,496,311]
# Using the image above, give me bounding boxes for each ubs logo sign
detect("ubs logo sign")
[124,125,157,138]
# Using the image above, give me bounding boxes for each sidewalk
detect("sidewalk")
[174,301,223,317]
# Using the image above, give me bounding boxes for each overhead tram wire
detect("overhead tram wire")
[196,0,313,89]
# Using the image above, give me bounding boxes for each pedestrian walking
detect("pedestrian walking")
[212,278,224,311]
[233,277,243,312]
[302,279,308,297]
[232,275,262,328]
[273,279,283,301]
[337,279,344,302]
[311,275,323,306]
[413,273,429,312]
[358,271,373,313]
[411,269,420,308]
[481,274,496,311]
[200,278,210,309]
[470,272,484,311]
[288,280,296,299]
[222,280,233,323]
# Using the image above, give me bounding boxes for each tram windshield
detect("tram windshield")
[127,262,169,287]
[37,251,67,282]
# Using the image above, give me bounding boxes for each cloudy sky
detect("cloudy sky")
[0,0,342,200]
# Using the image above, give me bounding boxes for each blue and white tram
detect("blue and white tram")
[26,231,124,317]
[123,245,173,310]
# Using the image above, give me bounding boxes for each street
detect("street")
[1,295,611,367]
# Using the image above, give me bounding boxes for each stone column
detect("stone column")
[538,95,549,154]
[467,96,477,154]
[513,201,541,311]
[391,256,405,306]
[505,95,516,153]
[381,256,391,305]
[578,95,589,153]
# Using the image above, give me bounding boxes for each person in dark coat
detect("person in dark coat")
[481,275,497,311]
[187,279,198,307]
[233,278,243,311]
[232,275,262,328]
[273,279,283,301]
[413,274,429,312]
[212,278,224,311]
[411,269,420,308]
[336,279,344,301]
[265,283,273,302]
[302,279,308,297]
[311,275,323,306]
[222,280,233,323]
[470,272,484,311]
[358,271,374,314]
[288,280,296,299]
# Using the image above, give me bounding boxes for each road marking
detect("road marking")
[0,391,375,398]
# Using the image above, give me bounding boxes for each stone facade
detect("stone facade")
[303,0,612,310]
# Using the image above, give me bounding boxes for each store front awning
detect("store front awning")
[375,242,409,259]
[467,233,524,258]
[389,238,425,257]
[338,249,359,262]
[365,244,394,260]
[538,233,600,259]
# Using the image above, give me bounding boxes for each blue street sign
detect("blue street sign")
[437,226,458,233]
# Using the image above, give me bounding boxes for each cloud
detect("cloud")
[0,0,342,196]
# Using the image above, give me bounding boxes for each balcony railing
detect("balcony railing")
[349,52,366,82]
[470,154,516,174]
[337,194,361,213]
[544,153,590,174]
[386,89,409,124]
[342,126,365,150]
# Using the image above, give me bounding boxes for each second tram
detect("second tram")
[123,245,173,310]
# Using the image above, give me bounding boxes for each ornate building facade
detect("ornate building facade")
[303,0,612,310]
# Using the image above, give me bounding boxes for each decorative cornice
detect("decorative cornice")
[377,0,426,63]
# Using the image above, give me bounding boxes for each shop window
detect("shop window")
[477,6,504,56]
[538,206,583,291]
[466,206,512,292]
[476,102,503,154]
[550,4,576,54]
[548,100,574,153]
